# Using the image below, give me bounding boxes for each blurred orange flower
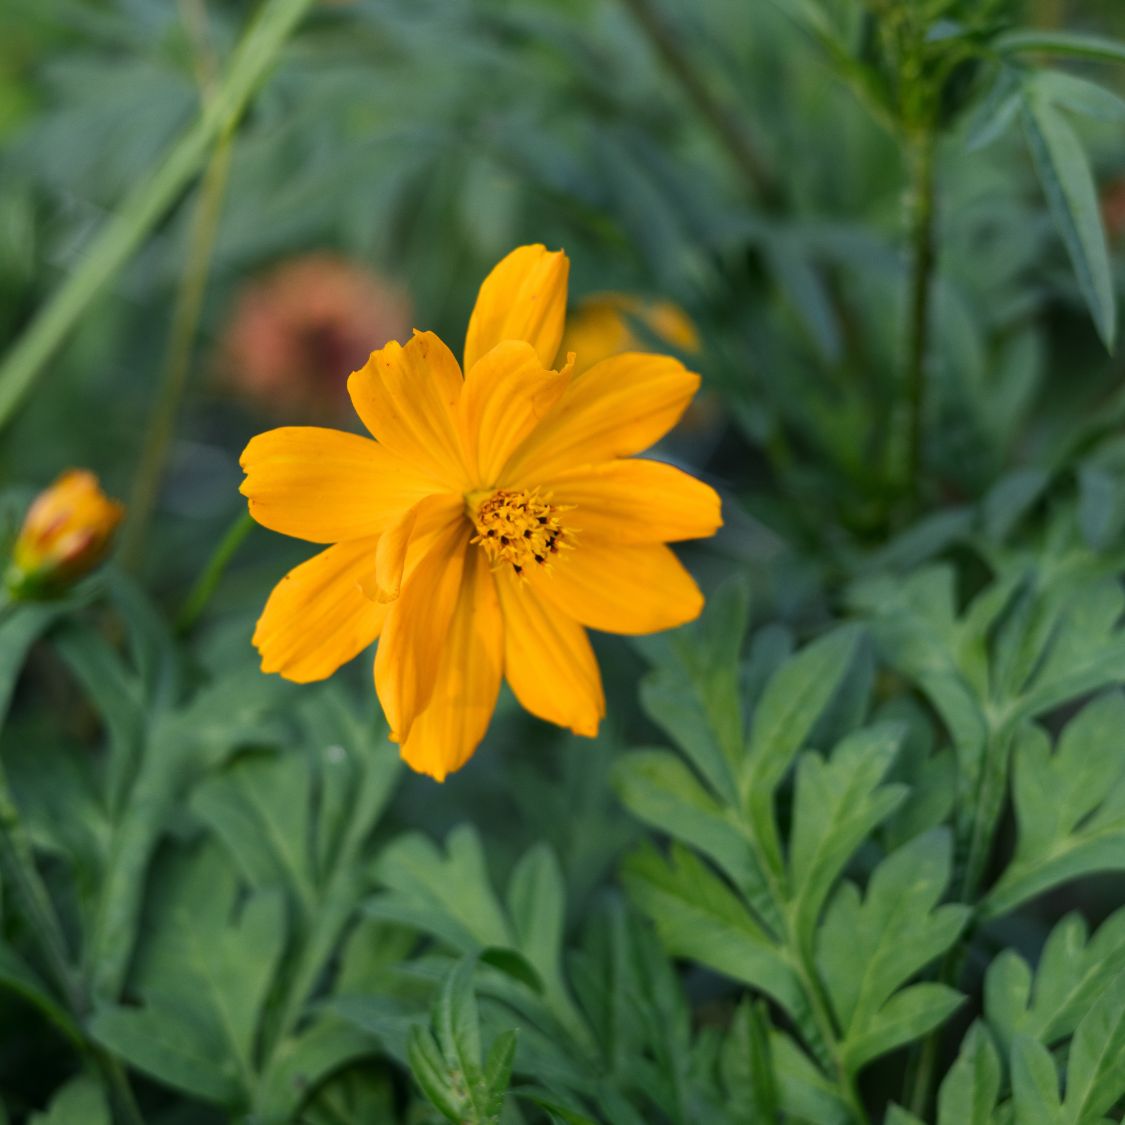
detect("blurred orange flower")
[6,470,123,600]
[218,254,411,420]
[1102,176,1125,243]
[241,245,721,780]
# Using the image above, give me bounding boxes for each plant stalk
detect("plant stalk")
[175,509,255,633]
[617,0,778,205]
[0,0,315,434]
[904,131,936,505]
[120,126,235,571]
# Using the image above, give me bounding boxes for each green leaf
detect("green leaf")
[1034,71,1125,123]
[936,1023,1001,1125]
[985,695,1125,916]
[1061,969,1125,1121]
[744,624,866,871]
[819,831,969,1075]
[622,844,804,1020]
[91,843,286,1105]
[28,1076,110,1125]
[719,1000,779,1122]
[1021,88,1116,349]
[637,578,750,804]
[789,723,908,944]
[1010,1035,1062,1124]
[0,939,82,1046]
[986,909,1125,1056]
[614,749,777,932]
[368,826,513,952]
[90,1004,242,1105]
[996,29,1125,66]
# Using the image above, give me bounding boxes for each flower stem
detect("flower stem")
[616,0,778,205]
[120,127,234,573]
[904,131,937,505]
[175,508,254,633]
[0,0,315,434]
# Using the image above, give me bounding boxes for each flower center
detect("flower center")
[469,488,572,577]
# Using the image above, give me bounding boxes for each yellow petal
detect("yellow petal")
[373,512,469,742]
[348,331,469,488]
[534,541,703,636]
[497,572,604,737]
[398,548,504,781]
[459,340,570,486]
[253,537,385,683]
[463,245,569,372]
[544,459,722,544]
[503,353,700,483]
[240,427,435,544]
[373,505,416,603]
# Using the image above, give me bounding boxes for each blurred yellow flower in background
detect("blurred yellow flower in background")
[560,292,700,375]
[217,254,412,421]
[241,245,721,780]
[6,470,123,600]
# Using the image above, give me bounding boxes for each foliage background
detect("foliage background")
[1,0,1125,1122]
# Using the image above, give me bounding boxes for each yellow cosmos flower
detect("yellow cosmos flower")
[241,245,722,780]
[6,470,124,600]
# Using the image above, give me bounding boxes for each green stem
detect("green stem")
[903,130,936,506]
[616,0,778,204]
[120,126,235,571]
[175,509,254,633]
[0,0,315,433]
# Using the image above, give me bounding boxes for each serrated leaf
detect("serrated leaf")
[744,624,866,871]
[1021,90,1116,349]
[986,695,1125,916]
[936,1023,1001,1125]
[789,723,908,942]
[614,749,777,932]
[986,909,1125,1056]
[622,844,804,1020]
[819,831,969,1074]
[1062,969,1125,1121]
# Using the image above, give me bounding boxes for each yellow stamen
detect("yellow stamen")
[468,488,573,577]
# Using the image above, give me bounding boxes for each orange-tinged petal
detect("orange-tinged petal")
[534,541,703,636]
[459,340,570,486]
[464,245,569,372]
[374,512,469,742]
[398,548,504,781]
[544,459,722,544]
[497,573,604,737]
[253,537,385,683]
[240,427,435,544]
[348,331,468,487]
[502,353,700,483]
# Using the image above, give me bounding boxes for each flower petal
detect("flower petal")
[463,245,569,372]
[533,541,703,636]
[373,512,469,742]
[348,331,469,487]
[544,458,722,544]
[240,427,435,543]
[502,353,700,483]
[497,572,604,737]
[398,548,504,781]
[459,340,570,485]
[253,537,385,683]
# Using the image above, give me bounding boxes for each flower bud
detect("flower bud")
[6,471,124,599]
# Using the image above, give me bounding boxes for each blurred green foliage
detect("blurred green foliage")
[1,0,1125,1121]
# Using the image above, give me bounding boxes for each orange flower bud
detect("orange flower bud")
[6,471,124,599]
